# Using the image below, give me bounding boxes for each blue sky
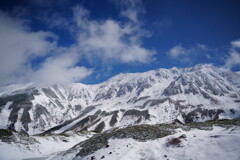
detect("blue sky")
[0,0,240,86]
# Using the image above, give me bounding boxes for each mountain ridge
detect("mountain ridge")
[0,64,240,135]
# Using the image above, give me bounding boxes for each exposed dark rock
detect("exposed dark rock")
[183,108,225,123]
[200,90,211,99]
[52,85,65,99]
[0,129,14,143]
[0,97,9,108]
[184,82,199,95]
[230,93,238,98]
[163,81,183,96]
[136,81,152,96]
[122,109,150,123]
[166,137,181,147]
[105,110,119,116]
[173,119,184,125]
[234,100,240,103]
[21,109,31,131]
[148,98,169,106]
[178,134,186,139]
[127,96,150,104]
[74,105,82,112]
[34,104,50,120]
[65,110,102,132]
[94,87,116,101]
[110,113,118,127]
[116,84,134,97]
[187,118,240,129]
[2,93,34,131]
[120,109,125,112]
[42,88,58,99]
[95,122,105,133]
[54,99,65,109]
[41,105,97,135]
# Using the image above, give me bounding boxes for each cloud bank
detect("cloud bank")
[33,53,92,85]
[0,11,55,85]
[73,5,154,64]
[0,0,155,86]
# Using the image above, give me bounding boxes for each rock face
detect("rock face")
[0,64,240,135]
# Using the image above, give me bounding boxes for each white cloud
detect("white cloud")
[112,0,144,23]
[32,53,92,85]
[166,44,209,63]
[0,11,55,85]
[121,9,138,23]
[167,44,186,59]
[0,10,92,86]
[0,1,155,86]
[231,39,240,49]
[224,40,240,70]
[224,51,240,69]
[73,5,154,64]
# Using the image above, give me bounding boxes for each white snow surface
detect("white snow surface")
[49,126,240,160]
[0,102,12,129]
[0,64,239,135]
[0,132,94,160]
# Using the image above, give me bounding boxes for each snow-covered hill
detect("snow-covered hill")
[48,123,240,160]
[0,64,240,135]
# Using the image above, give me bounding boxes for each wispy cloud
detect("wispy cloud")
[0,11,55,85]
[38,1,155,65]
[73,5,154,64]
[0,10,92,86]
[224,39,240,70]
[152,18,172,30]
[0,0,155,86]
[112,0,144,23]
[231,39,240,49]
[166,44,208,63]
[167,44,186,59]
[32,52,92,85]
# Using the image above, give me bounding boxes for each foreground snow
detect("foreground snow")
[0,132,93,160]
[49,126,240,160]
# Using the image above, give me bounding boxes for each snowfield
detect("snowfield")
[0,131,93,160]
[49,126,240,160]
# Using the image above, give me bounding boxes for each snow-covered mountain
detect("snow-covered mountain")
[0,64,240,135]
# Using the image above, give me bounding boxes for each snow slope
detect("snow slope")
[0,64,239,135]
[0,131,93,160]
[49,126,240,160]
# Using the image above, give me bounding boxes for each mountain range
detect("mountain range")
[0,64,240,135]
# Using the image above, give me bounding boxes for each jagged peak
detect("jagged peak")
[1,64,239,97]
